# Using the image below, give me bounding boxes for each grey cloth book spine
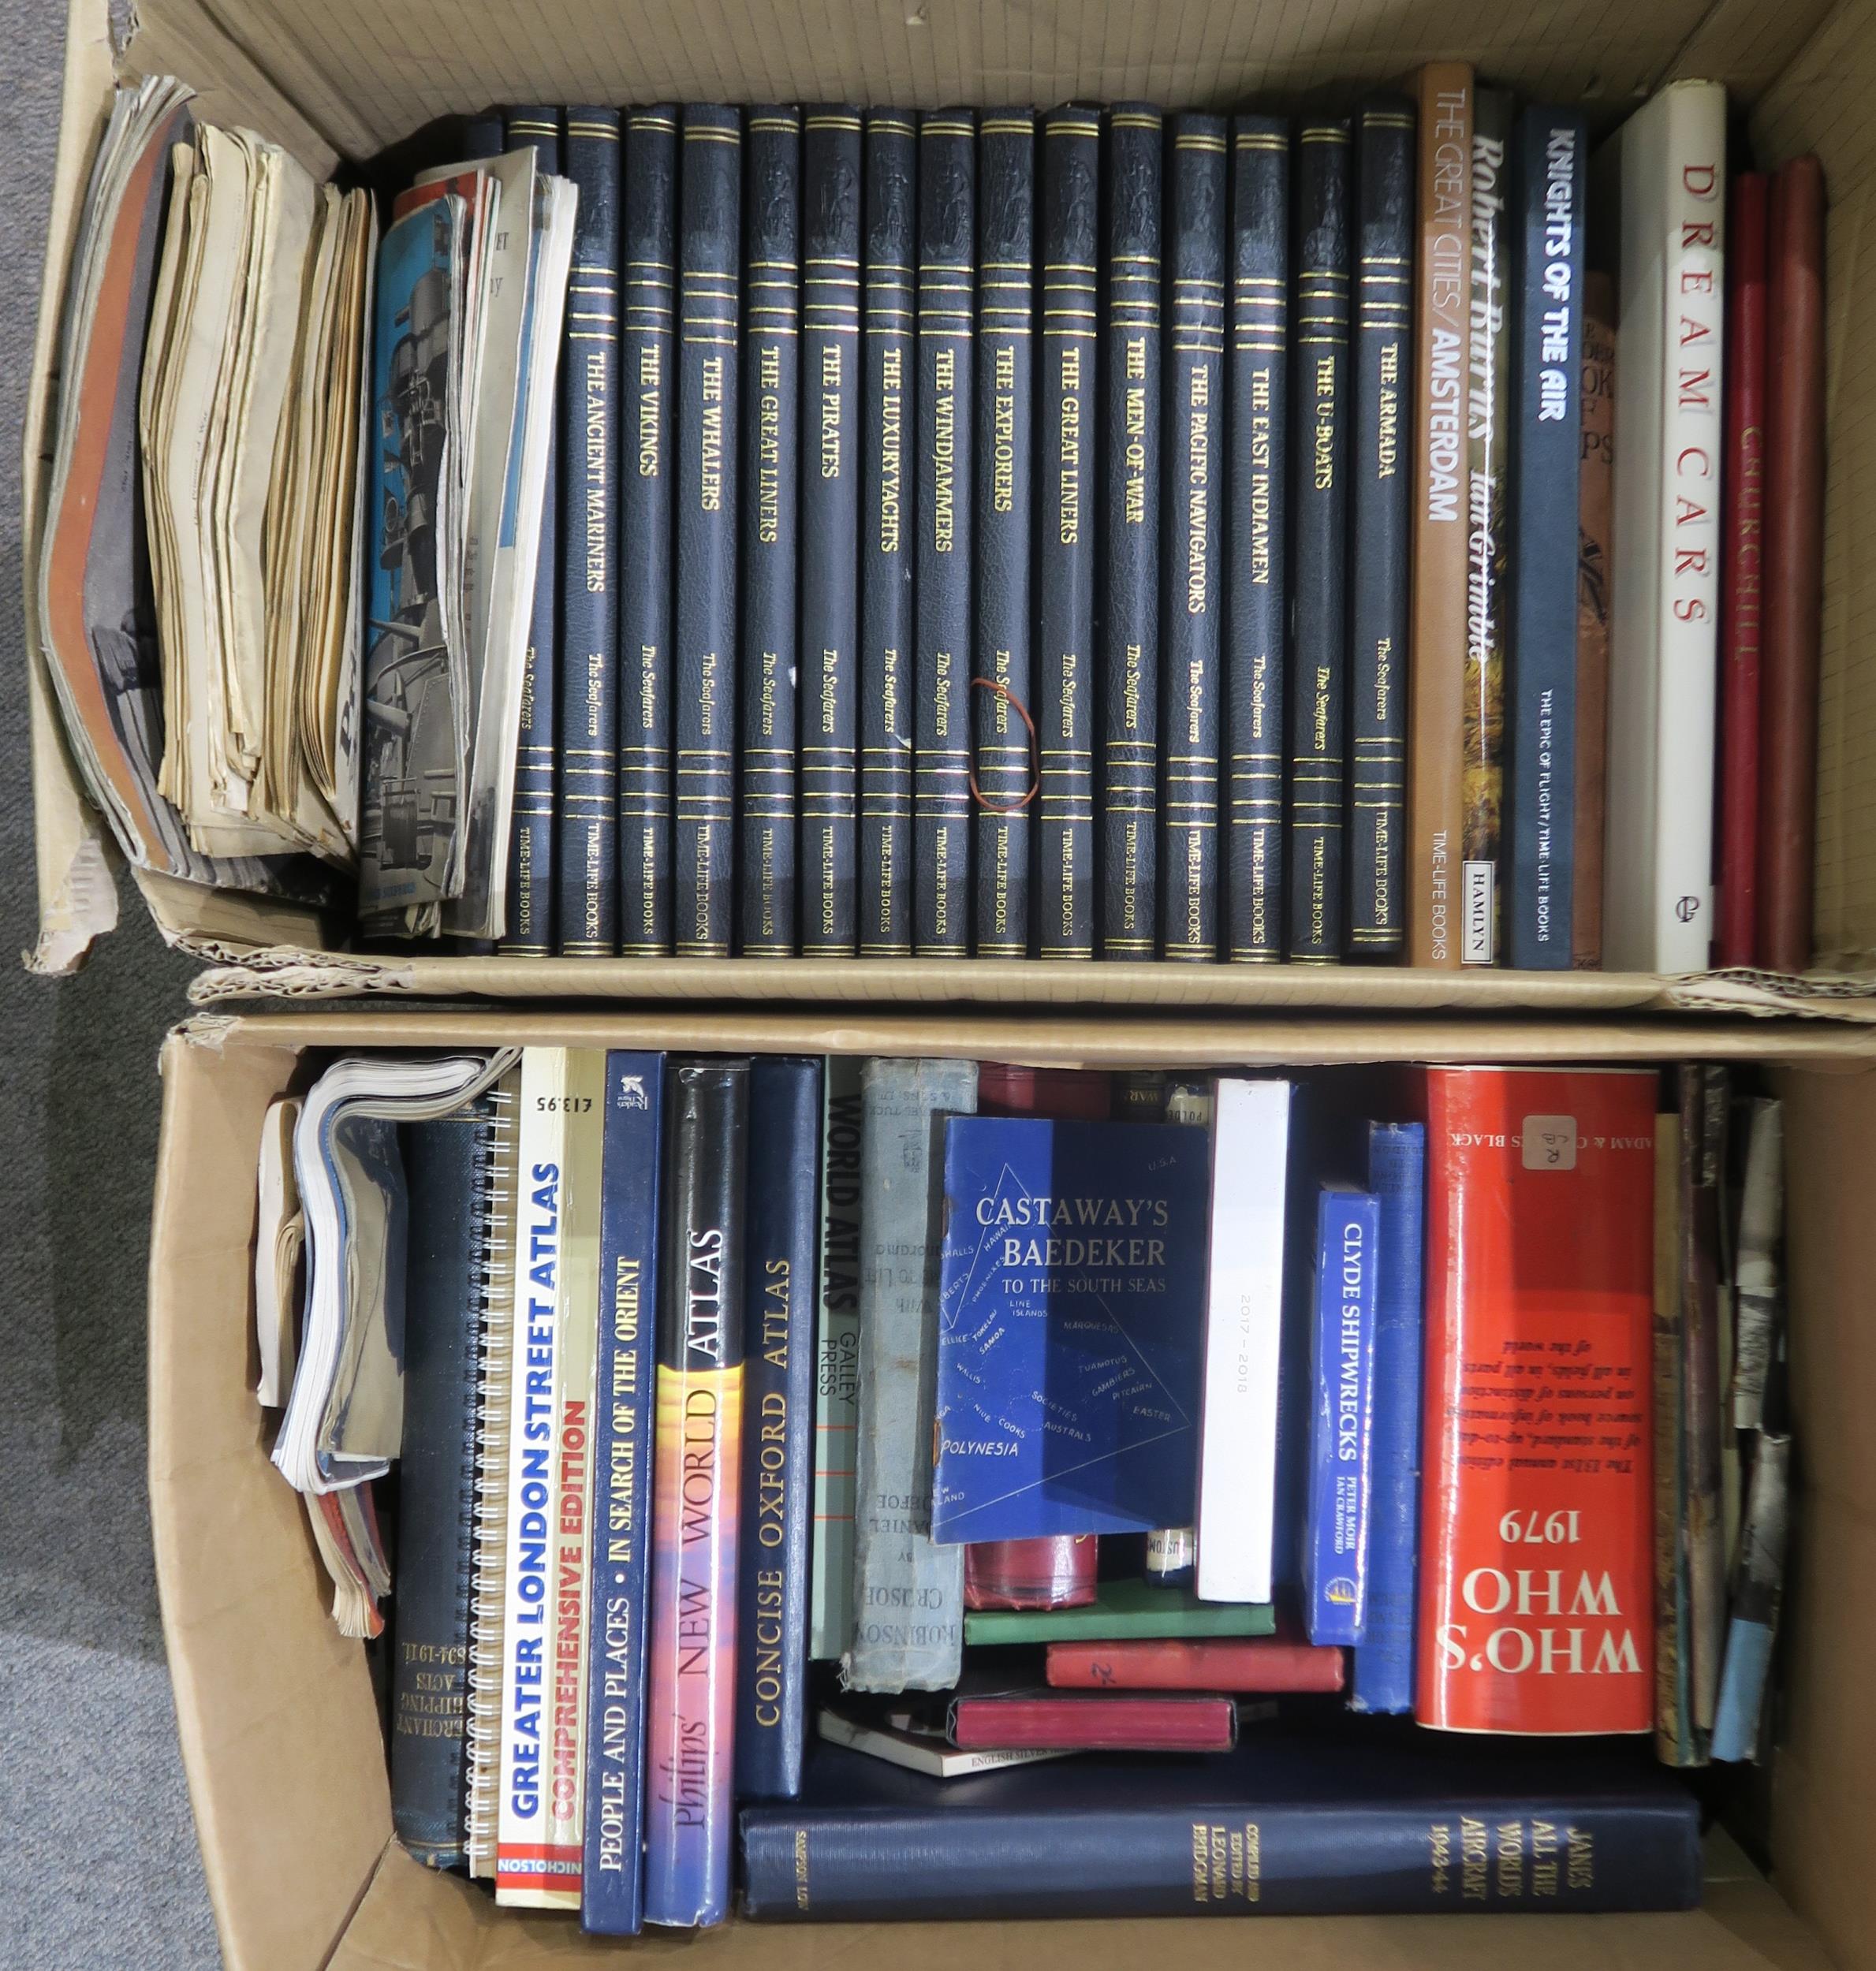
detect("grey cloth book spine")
[844,1057,977,1691]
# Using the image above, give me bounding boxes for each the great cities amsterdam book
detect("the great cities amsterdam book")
[930,1116,1211,1544]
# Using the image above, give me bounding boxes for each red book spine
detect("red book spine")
[949,1693,1236,1752]
[1045,1637,1345,1693]
[964,1064,1113,1611]
[1717,173,1769,969]
[1757,155,1827,977]
[1416,1068,1656,1734]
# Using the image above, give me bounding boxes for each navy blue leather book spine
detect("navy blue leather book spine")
[1505,109,1586,969]
[390,1108,489,1868]
[619,108,679,955]
[913,110,975,955]
[1160,117,1227,962]
[558,108,622,954]
[501,108,561,955]
[1350,1120,1425,1716]
[859,116,917,956]
[1035,107,1098,961]
[738,110,802,955]
[735,1058,823,1800]
[972,112,1035,957]
[1225,116,1289,963]
[1348,98,1415,959]
[1287,121,1352,962]
[800,110,864,954]
[740,1742,1705,1919]
[580,1053,666,1935]
[1100,106,1162,959]
[461,109,505,157]
[675,106,740,956]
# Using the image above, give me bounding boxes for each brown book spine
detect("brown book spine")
[1407,64,1472,967]
[1756,155,1826,978]
[1572,271,1615,968]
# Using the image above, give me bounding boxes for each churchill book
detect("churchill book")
[1505,109,1587,970]
[1348,98,1413,956]
[1593,80,1725,972]
[580,1052,665,1936]
[1573,270,1615,969]
[1350,1120,1427,1715]
[1304,1182,1379,1645]
[618,108,678,953]
[1225,116,1287,961]
[643,1061,748,1926]
[964,1579,1275,1645]
[737,110,801,954]
[673,106,740,958]
[1161,115,1228,960]
[913,112,975,955]
[800,109,864,953]
[1035,106,1099,959]
[930,1116,1211,1542]
[1102,106,1162,959]
[1046,1634,1345,1692]
[557,110,621,956]
[1408,64,1472,967]
[811,1055,863,1659]
[739,1737,1703,1920]
[859,114,917,956]
[972,112,1036,956]
[500,109,561,956]
[1418,1067,1657,1734]
[1287,121,1352,962]
[845,1057,976,1692]
[735,1059,822,1801]
[1460,89,1512,967]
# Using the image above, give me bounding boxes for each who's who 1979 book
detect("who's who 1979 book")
[930,1116,1210,1544]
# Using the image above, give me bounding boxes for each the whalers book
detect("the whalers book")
[931,1117,1210,1543]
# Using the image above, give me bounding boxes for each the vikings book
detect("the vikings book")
[580,1052,665,1935]
[643,1062,748,1926]
[1419,1067,1656,1734]
[740,1737,1703,1920]
[930,1116,1211,1544]
[734,1059,822,1801]
[1304,1182,1379,1645]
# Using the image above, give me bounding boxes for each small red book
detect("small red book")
[1417,1069,1656,1735]
[1044,1637,1345,1694]
[949,1692,1236,1753]
[1717,173,1769,969]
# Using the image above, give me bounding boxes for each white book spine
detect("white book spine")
[1194,1079,1292,1603]
[495,1047,567,1908]
[1602,80,1726,972]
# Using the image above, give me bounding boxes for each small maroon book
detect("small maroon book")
[948,1692,1237,1753]
[1044,1635,1345,1694]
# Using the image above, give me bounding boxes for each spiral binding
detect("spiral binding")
[464,1072,520,1876]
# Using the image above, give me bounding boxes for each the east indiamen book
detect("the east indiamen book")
[931,1116,1211,1543]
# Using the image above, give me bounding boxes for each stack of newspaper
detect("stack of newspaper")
[360,147,576,938]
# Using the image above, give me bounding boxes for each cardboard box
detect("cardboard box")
[155,1005,1872,1969]
[22,0,1876,1015]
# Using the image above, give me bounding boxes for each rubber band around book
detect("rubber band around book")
[967,677,1041,814]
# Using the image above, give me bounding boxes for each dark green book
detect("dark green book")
[963,1580,1276,1645]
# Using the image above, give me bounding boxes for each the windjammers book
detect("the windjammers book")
[580,1053,665,1935]
[643,1063,748,1926]
[929,1116,1211,1543]
[1418,1067,1656,1734]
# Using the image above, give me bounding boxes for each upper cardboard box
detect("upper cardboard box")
[24,0,1876,1012]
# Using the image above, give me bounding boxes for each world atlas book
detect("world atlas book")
[929,1116,1211,1543]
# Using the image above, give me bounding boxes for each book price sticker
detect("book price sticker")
[1521,1116,1577,1172]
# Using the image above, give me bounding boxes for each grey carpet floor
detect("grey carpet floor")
[2,4,223,1965]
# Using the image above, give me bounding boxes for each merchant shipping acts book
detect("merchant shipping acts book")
[1419,1068,1656,1733]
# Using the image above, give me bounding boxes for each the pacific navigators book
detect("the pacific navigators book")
[1304,1182,1379,1645]
[929,1116,1211,1544]
[1418,1067,1656,1734]
[581,1052,665,1936]
[739,1735,1703,1920]
[643,1063,748,1926]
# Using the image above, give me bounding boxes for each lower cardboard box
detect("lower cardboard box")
[152,1007,1875,1971]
